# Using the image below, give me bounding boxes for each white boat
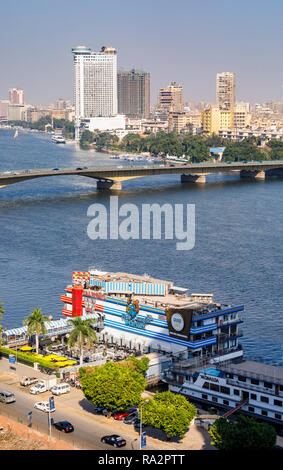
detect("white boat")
[14,129,18,139]
[51,135,66,144]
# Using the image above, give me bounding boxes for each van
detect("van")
[0,391,16,404]
[51,383,70,396]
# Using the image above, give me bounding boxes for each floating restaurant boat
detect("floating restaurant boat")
[61,269,244,361]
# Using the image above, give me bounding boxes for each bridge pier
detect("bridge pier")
[181,174,206,184]
[240,170,266,180]
[96,180,122,191]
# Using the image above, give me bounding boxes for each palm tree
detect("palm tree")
[23,308,48,354]
[67,317,98,366]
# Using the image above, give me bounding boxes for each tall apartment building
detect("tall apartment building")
[9,88,24,105]
[200,105,232,135]
[72,45,117,119]
[157,82,184,119]
[117,69,150,119]
[216,72,235,110]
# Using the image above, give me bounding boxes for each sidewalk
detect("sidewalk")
[0,357,215,450]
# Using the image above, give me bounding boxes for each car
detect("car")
[76,167,83,170]
[102,408,119,417]
[101,434,126,448]
[29,382,48,394]
[0,391,16,404]
[133,418,146,430]
[34,401,55,413]
[113,408,137,420]
[20,377,38,387]
[52,420,74,433]
[53,168,59,171]
[93,406,105,414]
[123,412,139,424]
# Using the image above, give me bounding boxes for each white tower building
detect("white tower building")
[72,45,118,140]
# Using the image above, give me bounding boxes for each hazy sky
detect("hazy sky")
[1,0,282,106]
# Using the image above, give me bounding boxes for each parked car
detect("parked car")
[133,418,146,430]
[102,408,119,417]
[101,434,126,448]
[93,406,105,414]
[76,167,83,170]
[30,382,47,394]
[20,377,38,387]
[34,401,55,413]
[52,420,74,433]
[51,383,70,396]
[123,412,139,424]
[0,391,16,404]
[113,408,137,420]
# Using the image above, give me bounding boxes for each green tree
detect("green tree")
[79,360,146,413]
[67,317,98,365]
[142,391,197,439]
[209,415,277,450]
[23,308,48,353]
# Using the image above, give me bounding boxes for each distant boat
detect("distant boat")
[14,129,18,139]
[51,135,66,144]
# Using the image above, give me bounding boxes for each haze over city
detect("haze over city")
[1,0,283,106]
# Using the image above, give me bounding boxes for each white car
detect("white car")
[29,382,47,394]
[20,377,38,387]
[34,401,55,413]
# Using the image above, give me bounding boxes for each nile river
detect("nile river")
[0,128,282,365]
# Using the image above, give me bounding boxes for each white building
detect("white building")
[72,45,118,140]
[82,115,126,133]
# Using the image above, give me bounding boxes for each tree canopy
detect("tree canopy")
[209,415,277,450]
[141,391,197,439]
[79,358,147,411]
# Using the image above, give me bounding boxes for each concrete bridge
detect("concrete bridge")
[0,160,282,190]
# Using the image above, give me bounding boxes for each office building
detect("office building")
[117,69,150,119]
[200,105,232,135]
[9,88,24,105]
[216,72,235,110]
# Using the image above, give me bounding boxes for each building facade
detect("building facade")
[72,45,118,119]
[9,88,24,105]
[117,69,150,119]
[216,72,235,111]
[157,82,184,120]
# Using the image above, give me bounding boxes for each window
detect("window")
[260,396,269,403]
[212,396,218,402]
[234,389,240,395]
[251,378,259,385]
[264,382,273,390]
[238,375,246,382]
[248,406,255,412]
[223,400,229,406]
[275,414,281,420]
[261,410,268,416]
[210,383,220,392]
[202,382,209,389]
[274,399,282,407]
[202,394,208,400]
[250,393,257,400]
[220,386,230,395]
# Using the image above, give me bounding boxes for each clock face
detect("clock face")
[171,313,184,332]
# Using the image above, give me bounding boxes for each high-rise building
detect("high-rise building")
[72,45,117,120]
[216,72,235,110]
[9,88,24,105]
[157,82,184,119]
[200,105,232,135]
[117,69,150,119]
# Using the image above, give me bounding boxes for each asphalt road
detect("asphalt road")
[0,373,153,451]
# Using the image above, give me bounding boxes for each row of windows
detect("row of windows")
[202,382,283,406]
[201,394,282,420]
[227,373,277,390]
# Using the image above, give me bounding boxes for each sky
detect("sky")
[0,0,282,106]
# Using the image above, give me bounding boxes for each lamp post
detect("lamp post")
[139,399,148,450]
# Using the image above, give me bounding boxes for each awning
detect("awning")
[3,326,28,337]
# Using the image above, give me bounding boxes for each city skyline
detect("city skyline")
[1,0,283,106]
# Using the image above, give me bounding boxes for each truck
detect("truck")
[29,377,57,394]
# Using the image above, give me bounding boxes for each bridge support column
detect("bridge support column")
[181,174,206,184]
[240,170,266,180]
[97,180,122,191]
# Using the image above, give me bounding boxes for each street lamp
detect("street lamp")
[139,399,149,450]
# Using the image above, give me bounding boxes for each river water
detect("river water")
[0,128,282,365]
